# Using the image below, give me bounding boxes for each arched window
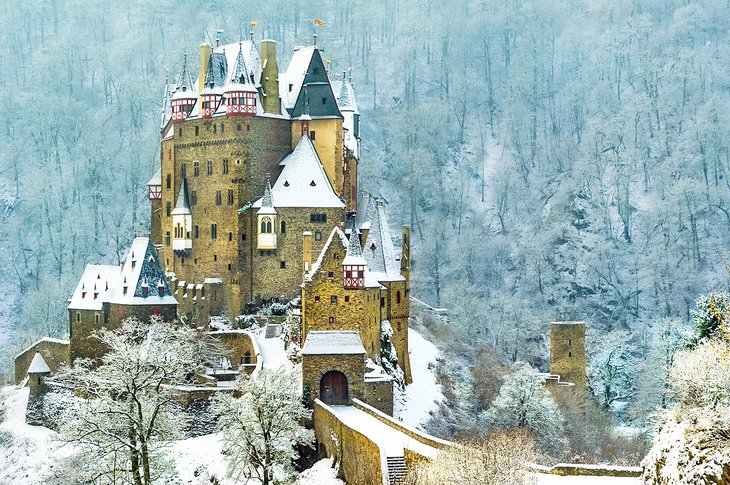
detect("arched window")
[281,221,286,234]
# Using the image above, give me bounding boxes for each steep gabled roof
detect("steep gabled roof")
[337,76,359,114]
[111,238,175,305]
[343,218,366,266]
[361,197,404,282]
[252,136,344,209]
[284,47,341,119]
[146,168,161,187]
[68,238,178,310]
[306,227,349,281]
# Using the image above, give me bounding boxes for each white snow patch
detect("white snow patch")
[395,328,444,429]
[168,433,233,484]
[255,329,294,372]
[294,457,344,484]
[534,474,640,484]
[0,386,73,484]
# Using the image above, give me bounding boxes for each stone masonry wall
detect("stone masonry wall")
[382,280,411,383]
[249,207,345,302]
[313,399,385,485]
[69,303,176,363]
[302,237,382,361]
[14,339,70,384]
[208,330,258,371]
[159,115,292,317]
[302,353,365,406]
[550,322,586,394]
[363,379,393,416]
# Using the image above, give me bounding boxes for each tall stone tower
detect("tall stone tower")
[549,321,586,394]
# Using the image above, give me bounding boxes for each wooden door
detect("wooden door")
[320,371,349,405]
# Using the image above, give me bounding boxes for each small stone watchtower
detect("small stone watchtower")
[26,351,52,425]
[549,321,586,395]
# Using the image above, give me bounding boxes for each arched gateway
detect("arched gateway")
[320,370,349,405]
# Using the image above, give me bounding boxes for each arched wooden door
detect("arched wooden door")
[320,371,349,405]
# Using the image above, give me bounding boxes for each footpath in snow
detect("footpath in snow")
[330,405,439,459]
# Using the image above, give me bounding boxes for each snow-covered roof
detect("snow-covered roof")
[337,76,359,114]
[146,168,161,187]
[252,136,344,209]
[282,45,316,108]
[343,219,367,266]
[27,352,51,374]
[68,238,178,310]
[307,227,348,280]
[302,331,366,355]
[360,196,404,282]
[172,178,191,215]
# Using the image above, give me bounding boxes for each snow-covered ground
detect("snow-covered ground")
[294,457,344,484]
[395,328,444,429]
[534,474,640,484]
[0,386,69,484]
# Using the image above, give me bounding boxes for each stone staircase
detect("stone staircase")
[386,456,407,485]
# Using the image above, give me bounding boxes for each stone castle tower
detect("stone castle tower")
[147,37,360,318]
[549,321,586,394]
[144,34,411,382]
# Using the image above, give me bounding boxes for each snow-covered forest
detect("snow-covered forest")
[0,0,729,433]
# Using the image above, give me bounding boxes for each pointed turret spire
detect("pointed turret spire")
[178,52,193,90]
[257,173,277,216]
[204,55,216,89]
[262,173,273,207]
[172,178,192,215]
[232,42,249,84]
[344,216,366,265]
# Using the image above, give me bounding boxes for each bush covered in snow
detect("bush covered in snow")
[642,294,730,484]
[405,430,537,485]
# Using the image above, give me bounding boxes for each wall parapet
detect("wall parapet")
[529,463,642,477]
[351,398,451,450]
[313,399,387,485]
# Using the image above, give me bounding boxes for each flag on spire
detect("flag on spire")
[249,21,258,26]
[313,19,324,28]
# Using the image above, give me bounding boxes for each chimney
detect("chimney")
[198,42,212,101]
[260,40,281,115]
[302,231,313,274]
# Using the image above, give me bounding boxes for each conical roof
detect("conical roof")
[171,178,191,215]
[343,217,366,265]
[28,351,51,374]
[257,175,277,215]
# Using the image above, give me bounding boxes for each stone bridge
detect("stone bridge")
[313,398,451,485]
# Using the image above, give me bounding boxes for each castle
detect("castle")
[16,34,412,414]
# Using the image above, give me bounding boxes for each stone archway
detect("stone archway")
[320,370,349,405]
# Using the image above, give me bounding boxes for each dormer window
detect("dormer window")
[142,286,149,297]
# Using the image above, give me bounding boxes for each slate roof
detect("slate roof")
[343,217,367,266]
[302,331,366,355]
[68,238,178,310]
[290,50,342,119]
[252,136,344,209]
[358,194,404,282]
